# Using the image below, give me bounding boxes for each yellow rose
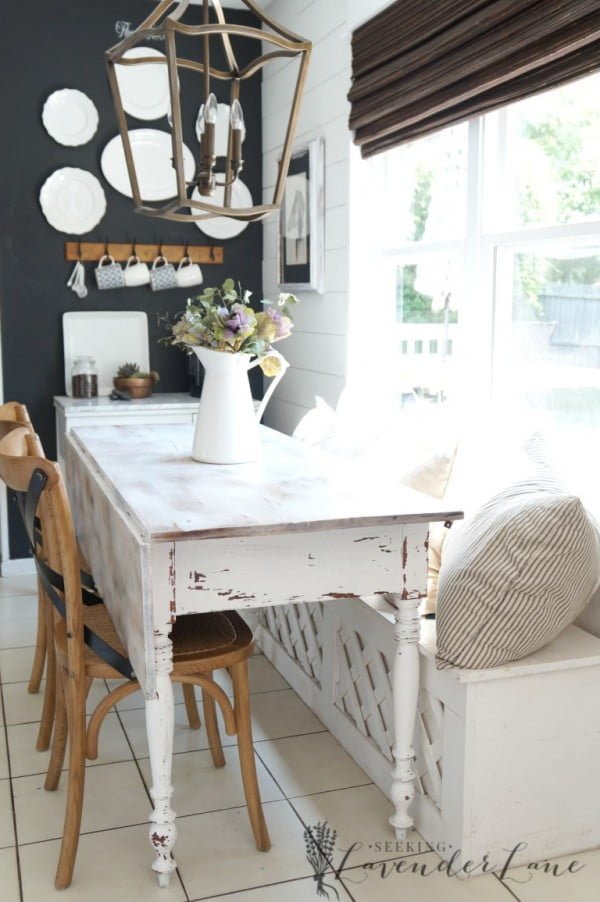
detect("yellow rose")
[259,355,282,377]
[255,312,278,343]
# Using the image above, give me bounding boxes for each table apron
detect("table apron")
[151,524,429,620]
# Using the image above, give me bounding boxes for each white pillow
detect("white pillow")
[293,396,337,446]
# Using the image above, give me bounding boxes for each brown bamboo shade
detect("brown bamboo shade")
[349,0,600,157]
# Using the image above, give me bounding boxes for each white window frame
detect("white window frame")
[348,105,600,409]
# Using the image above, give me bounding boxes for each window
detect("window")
[349,72,600,504]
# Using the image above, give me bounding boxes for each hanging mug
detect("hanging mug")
[123,254,150,287]
[95,254,125,290]
[176,255,203,289]
[149,255,177,291]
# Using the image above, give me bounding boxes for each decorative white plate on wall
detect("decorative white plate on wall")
[195,102,246,155]
[42,89,99,146]
[115,47,171,120]
[63,311,150,397]
[192,179,252,239]
[39,167,107,234]
[101,129,195,201]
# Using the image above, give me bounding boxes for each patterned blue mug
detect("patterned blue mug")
[95,255,125,290]
[149,255,178,291]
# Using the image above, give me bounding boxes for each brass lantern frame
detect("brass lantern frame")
[105,0,312,223]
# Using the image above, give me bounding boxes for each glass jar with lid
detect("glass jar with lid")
[71,356,98,398]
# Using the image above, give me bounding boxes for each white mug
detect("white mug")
[123,255,150,287]
[176,256,203,289]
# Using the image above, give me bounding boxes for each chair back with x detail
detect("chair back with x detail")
[0,417,59,752]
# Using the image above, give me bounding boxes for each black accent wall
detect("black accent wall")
[0,2,263,558]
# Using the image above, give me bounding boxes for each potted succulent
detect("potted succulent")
[113,362,160,399]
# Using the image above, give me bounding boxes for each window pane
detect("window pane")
[355,124,468,243]
[506,73,600,227]
[395,257,460,404]
[503,248,600,503]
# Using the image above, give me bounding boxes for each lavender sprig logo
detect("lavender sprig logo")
[304,821,340,899]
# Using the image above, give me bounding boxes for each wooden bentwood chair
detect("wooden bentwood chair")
[0,406,202,755]
[0,427,270,889]
[0,406,59,752]
[0,406,47,694]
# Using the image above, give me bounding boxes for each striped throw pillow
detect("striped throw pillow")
[436,480,600,669]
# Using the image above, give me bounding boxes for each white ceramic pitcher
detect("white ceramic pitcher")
[191,346,289,464]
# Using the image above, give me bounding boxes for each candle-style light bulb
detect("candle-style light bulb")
[196,93,218,139]
[205,93,218,125]
[198,92,219,196]
[230,99,245,134]
[195,104,206,140]
[230,99,245,178]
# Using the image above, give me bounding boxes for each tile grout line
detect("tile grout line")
[0,674,25,902]
[186,872,356,902]
[494,871,523,901]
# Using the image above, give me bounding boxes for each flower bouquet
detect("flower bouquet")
[166,278,298,375]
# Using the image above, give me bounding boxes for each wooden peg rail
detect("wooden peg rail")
[64,242,224,265]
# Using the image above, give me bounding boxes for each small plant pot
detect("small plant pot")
[113,377,154,399]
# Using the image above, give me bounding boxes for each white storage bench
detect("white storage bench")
[257,595,600,873]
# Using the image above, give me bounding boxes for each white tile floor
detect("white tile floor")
[1,575,599,900]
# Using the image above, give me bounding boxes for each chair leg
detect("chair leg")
[182,682,201,730]
[202,673,225,768]
[231,660,270,852]
[36,598,56,751]
[54,675,87,890]
[87,681,140,760]
[27,587,46,694]
[45,663,68,791]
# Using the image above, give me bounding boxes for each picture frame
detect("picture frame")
[278,137,325,293]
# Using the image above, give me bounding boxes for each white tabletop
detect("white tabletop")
[68,423,462,542]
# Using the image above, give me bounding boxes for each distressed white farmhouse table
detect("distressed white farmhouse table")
[66,423,461,886]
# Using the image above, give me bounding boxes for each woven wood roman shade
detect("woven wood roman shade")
[349,0,600,157]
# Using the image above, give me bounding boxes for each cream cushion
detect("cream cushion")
[423,521,451,615]
[436,476,600,669]
[293,393,458,500]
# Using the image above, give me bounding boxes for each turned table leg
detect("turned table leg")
[146,632,177,887]
[389,523,428,841]
[389,596,421,840]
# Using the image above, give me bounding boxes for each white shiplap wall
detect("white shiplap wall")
[261,0,351,434]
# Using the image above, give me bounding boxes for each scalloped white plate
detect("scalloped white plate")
[115,47,171,120]
[39,168,106,234]
[42,89,99,146]
[192,179,252,240]
[101,129,195,201]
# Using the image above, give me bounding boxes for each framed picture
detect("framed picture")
[279,137,325,293]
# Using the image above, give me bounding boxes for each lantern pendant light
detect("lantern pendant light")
[105,0,311,224]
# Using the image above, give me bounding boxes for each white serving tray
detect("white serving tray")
[63,311,150,397]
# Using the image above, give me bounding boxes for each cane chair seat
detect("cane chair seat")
[55,604,253,680]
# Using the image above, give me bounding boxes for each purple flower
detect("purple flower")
[225,311,249,334]
[266,306,291,339]
[222,303,255,341]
